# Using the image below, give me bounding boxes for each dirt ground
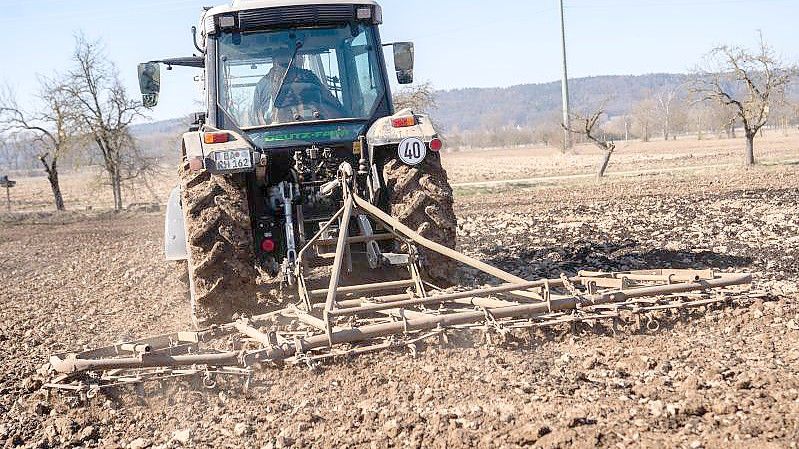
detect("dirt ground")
[1,139,798,448]
[444,131,799,184]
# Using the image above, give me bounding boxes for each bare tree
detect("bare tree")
[655,84,690,141]
[687,101,711,141]
[62,35,145,210]
[393,82,437,113]
[602,114,632,142]
[0,78,74,210]
[697,100,739,138]
[692,34,795,165]
[768,93,795,136]
[790,101,799,130]
[564,105,615,178]
[622,114,632,142]
[3,135,40,171]
[631,97,658,142]
[0,137,16,170]
[535,113,566,148]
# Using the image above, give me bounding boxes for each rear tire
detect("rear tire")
[179,164,259,326]
[382,152,458,285]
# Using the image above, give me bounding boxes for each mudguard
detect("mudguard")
[164,186,188,261]
[181,129,258,174]
[365,108,439,147]
[181,131,205,160]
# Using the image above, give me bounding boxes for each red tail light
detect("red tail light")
[429,138,443,152]
[391,116,416,128]
[260,238,275,252]
[203,132,231,144]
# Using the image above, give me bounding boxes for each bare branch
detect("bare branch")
[690,34,796,164]
[393,82,437,113]
[63,34,146,210]
[0,77,75,210]
[562,101,616,178]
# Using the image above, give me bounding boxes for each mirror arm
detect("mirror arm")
[152,56,205,68]
[191,26,206,55]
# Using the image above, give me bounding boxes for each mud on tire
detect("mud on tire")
[179,163,259,325]
[383,152,458,284]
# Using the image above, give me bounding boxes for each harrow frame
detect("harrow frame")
[45,167,753,393]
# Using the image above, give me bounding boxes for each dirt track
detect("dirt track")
[1,163,798,448]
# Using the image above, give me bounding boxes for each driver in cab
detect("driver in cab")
[252,49,344,125]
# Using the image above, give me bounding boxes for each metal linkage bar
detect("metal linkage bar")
[323,197,354,315]
[352,195,530,285]
[308,279,417,298]
[325,278,566,317]
[579,269,715,283]
[313,233,396,247]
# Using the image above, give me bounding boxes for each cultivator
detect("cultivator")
[44,167,752,394]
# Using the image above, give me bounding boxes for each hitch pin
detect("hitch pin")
[120,343,152,354]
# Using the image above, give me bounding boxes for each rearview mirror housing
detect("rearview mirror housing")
[137,62,161,108]
[392,42,414,85]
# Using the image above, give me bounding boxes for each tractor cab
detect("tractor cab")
[139,0,415,150]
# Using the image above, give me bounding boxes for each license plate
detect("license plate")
[214,150,252,171]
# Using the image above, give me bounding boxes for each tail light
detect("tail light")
[203,132,231,144]
[260,238,276,252]
[391,116,416,128]
[429,138,443,152]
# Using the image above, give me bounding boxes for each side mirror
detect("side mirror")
[137,62,161,108]
[392,42,414,85]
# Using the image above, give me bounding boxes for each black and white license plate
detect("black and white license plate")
[214,150,252,171]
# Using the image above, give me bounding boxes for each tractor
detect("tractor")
[138,0,457,326]
[43,0,753,393]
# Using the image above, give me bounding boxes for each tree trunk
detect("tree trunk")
[744,134,755,166]
[39,156,65,211]
[596,149,613,178]
[50,171,65,211]
[642,123,649,142]
[697,116,703,141]
[624,119,629,142]
[113,167,123,211]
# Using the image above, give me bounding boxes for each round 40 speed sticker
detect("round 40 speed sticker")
[397,137,427,165]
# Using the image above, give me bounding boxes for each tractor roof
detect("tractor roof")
[205,0,381,18]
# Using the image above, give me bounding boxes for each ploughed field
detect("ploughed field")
[1,144,798,448]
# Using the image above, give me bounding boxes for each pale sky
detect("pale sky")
[3,0,797,121]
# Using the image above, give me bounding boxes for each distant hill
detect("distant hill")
[130,116,190,136]
[130,116,192,165]
[127,72,797,150]
[432,73,689,133]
